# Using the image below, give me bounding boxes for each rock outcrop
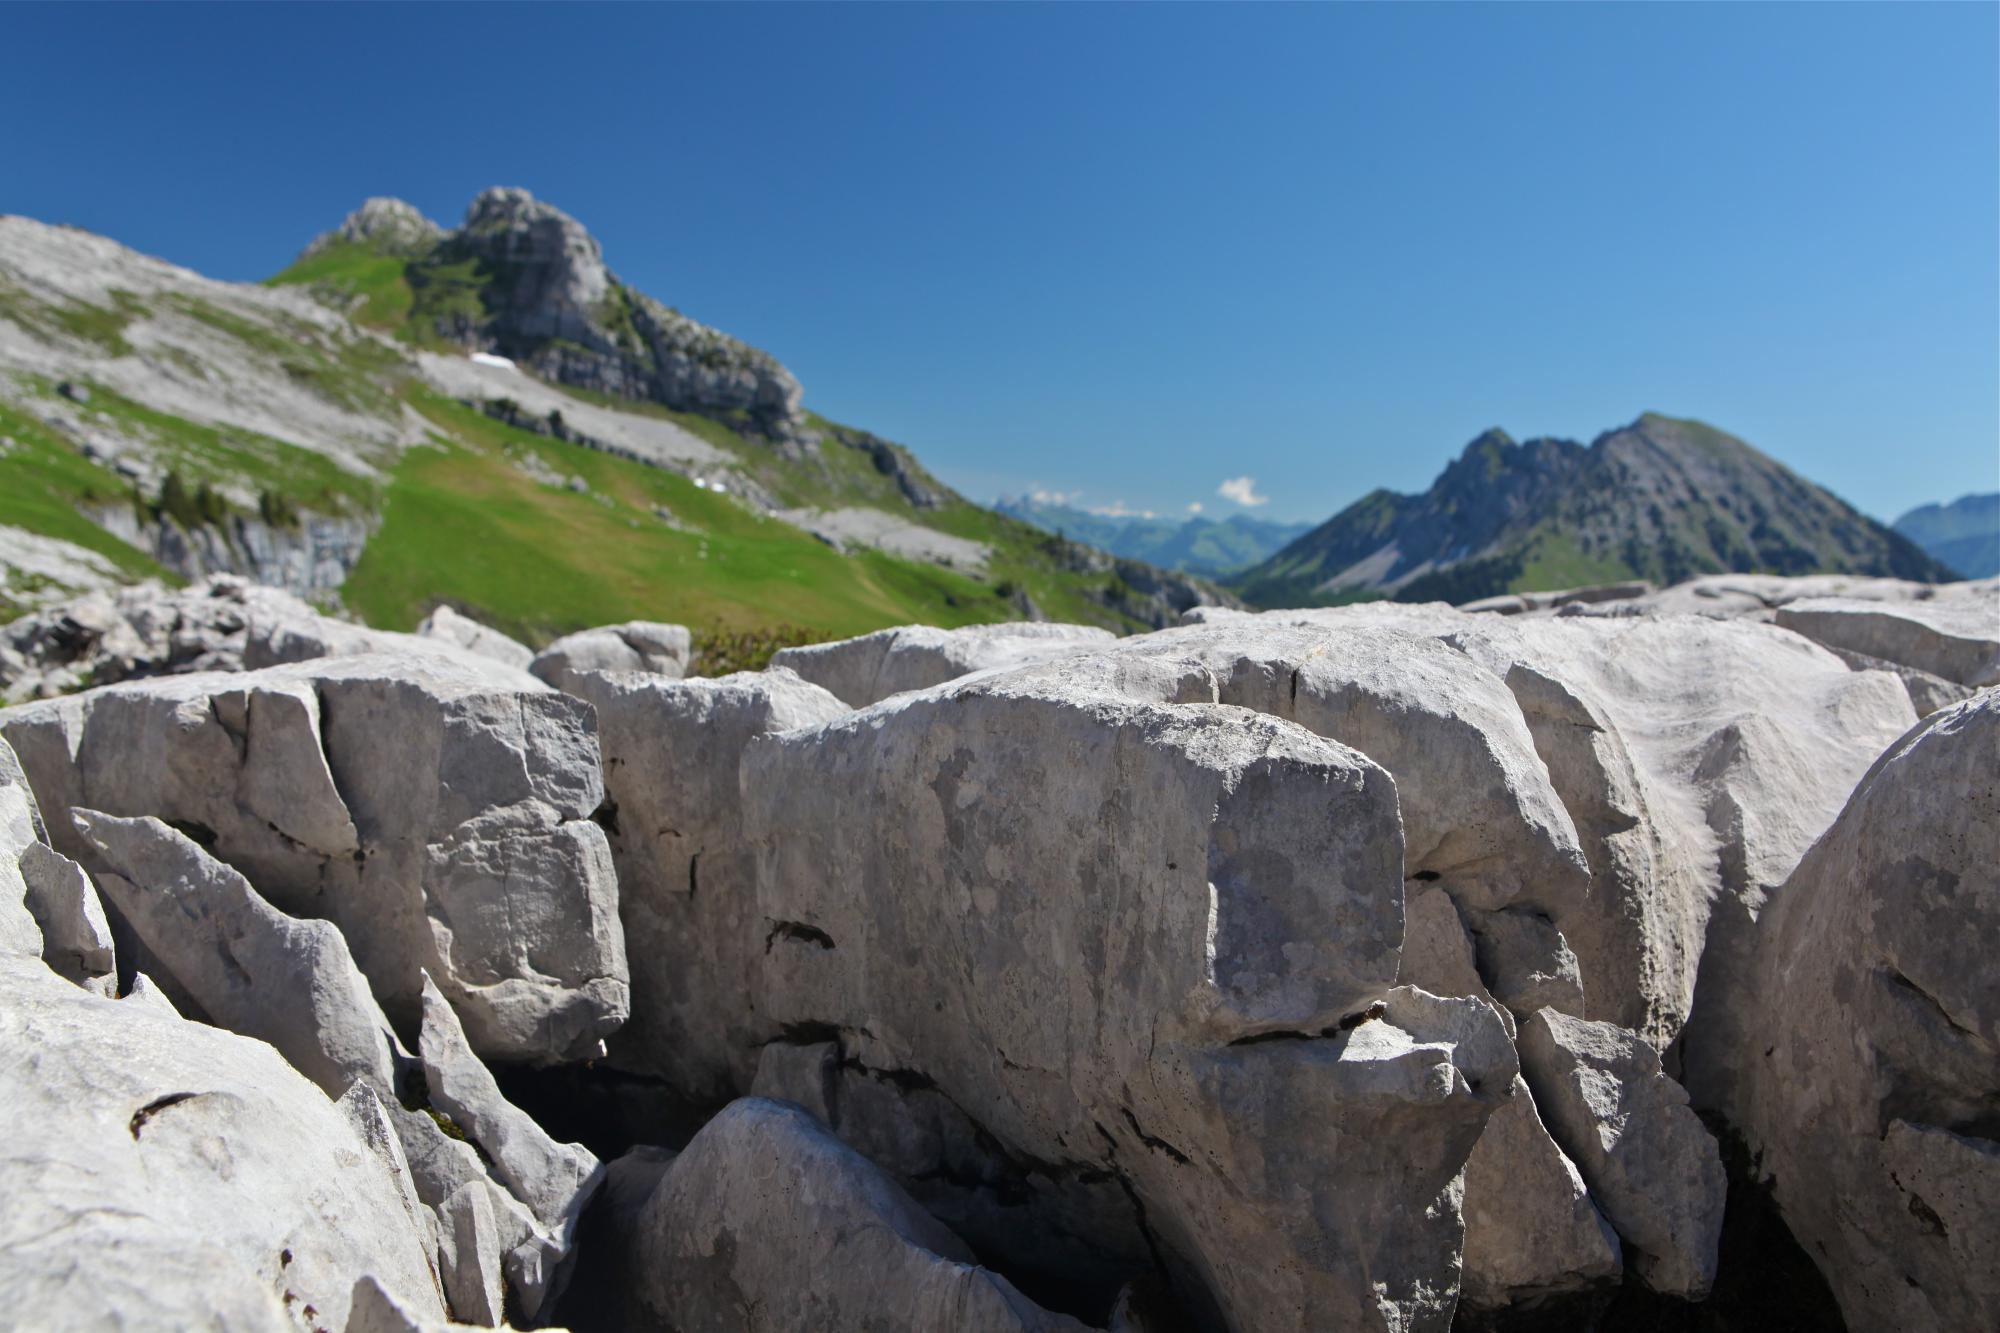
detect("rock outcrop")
[415,605,533,671]
[0,652,627,1064]
[529,620,690,691]
[635,1098,1091,1332]
[1517,1009,1726,1298]
[1724,693,1999,1332]
[769,621,1115,708]
[0,951,445,1329]
[74,809,404,1101]
[563,667,847,1100]
[743,653,1515,1331]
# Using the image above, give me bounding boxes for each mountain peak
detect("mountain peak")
[300,197,442,260]
[1231,414,1954,607]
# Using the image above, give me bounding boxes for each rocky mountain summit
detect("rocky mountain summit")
[290,188,805,441]
[0,570,1991,1331]
[1233,414,1952,607]
[0,206,1221,638]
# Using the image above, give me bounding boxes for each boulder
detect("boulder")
[1726,693,1999,1332]
[16,841,116,994]
[634,1098,1093,1332]
[1462,907,1586,1021]
[0,951,445,1329]
[0,743,43,958]
[1516,1009,1725,1298]
[414,605,534,671]
[434,1183,504,1328]
[1398,885,1620,1307]
[74,809,403,1100]
[1773,580,1999,686]
[0,653,628,1064]
[0,575,546,703]
[417,974,600,1248]
[561,667,848,1099]
[744,656,1515,1331]
[769,621,1115,708]
[529,621,690,690]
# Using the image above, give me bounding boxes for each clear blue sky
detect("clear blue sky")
[4,3,1994,525]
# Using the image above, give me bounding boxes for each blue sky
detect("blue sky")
[4,3,1994,525]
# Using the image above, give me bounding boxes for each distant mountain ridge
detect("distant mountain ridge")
[1232,413,1953,608]
[1894,492,1999,579]
[0,195,1226,640]
[992,496,1311,577]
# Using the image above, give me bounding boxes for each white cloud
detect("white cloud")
[1186,501,1204,514]
[1087,500,1156,519]
[1027,488,1082,506]
[1217,476,1268,507]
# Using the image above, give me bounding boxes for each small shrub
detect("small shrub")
[691,622,822,677]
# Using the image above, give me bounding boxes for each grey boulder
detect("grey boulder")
[634,1097,1091,1332]
[16,840,117,994]
[1773,579,1999,687]
[1517,1008,1725,1298]
[1726,692,2000,1332]
[560,666,848,1099]
[74,809,403,1100]
[415,605,534,671]
[769,620,1115,708]
[529,621,690,690]
[0,951,446,1330]
[745,654,1515,1331]
[0,653,629,1063]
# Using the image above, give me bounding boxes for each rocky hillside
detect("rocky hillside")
[1232,414,1953,608]
[1,571,1991,1330]
[0,196,1224,647]
[994,495,1311,577]
[1895,491,1999,579]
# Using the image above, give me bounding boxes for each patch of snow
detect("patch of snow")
[469,352,517,370]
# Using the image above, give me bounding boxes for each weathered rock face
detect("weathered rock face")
[744,656,1515,1332]
[1726,693,1999,1333]
[0,576,543,704]
[0,951,446,1330]
[74,809,404,1101]
[1397,885,1622,1309]
[1772,581,1999,687]
[1517,1009,1726,1299]
[770,621,1117,709]
[415,605,533,671]
[17,839,116,993]
[563,667,847,1100]
[636,1098,1091,1333]
[529,620,690,692]
[429,189,806,439]
[303,197,445,259]
[0,652,627,1064]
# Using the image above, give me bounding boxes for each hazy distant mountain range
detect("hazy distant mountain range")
[1230,414,1954,608]
[991,497,1311,577]
[1893,492,1999,579]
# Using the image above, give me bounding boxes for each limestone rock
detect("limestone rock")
[561,667,848,1099]
[1517,1009,1725,1298]
[76,809,402,1100]
[1398,884,1620,1307]
[1458,1075,1623,1308]
[1727,693,1999,1332]
[435,1183,504,1328]
[769,620,1116,708]
[1773,580,1999,686]
[529,620,690,690]
[0,951,445,1329]
[415,605,533,671]
[0,652,628,1064]
[1463,907,1586,1020]
[16,841,116,994]
[745,657,1515,1331]
[0,742,43,958]
[635,1098,1092,1332]
[1105,619,1592,916]
[417,973,600,1246]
